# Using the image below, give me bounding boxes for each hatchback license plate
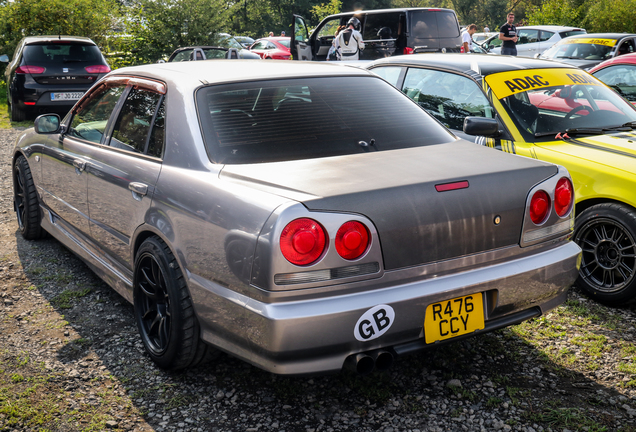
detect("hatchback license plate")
[424,293,485,344]
[51,92,83,101]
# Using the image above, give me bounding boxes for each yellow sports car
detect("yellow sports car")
[368,54,636,305]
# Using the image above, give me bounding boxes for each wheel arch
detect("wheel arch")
[575,197,636,217]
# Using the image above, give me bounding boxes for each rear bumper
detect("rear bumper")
[190,240,580,375]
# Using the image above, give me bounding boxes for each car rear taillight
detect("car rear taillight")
[85,65,111,74]
[403,47,414,55]
[529,190,550,225]
[280,218,327,266]
[554,177,574,217]
[335,221,370,260]
[15,65,45,74]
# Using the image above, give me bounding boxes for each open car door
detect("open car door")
[290,14,314,60]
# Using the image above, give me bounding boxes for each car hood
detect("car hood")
[542,57,601,70]
[220,141,558,270]
[536,131,636,173]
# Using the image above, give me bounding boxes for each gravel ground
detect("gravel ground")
[2,125,636,432]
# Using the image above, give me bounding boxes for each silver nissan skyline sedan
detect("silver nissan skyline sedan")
[12,60,581,375]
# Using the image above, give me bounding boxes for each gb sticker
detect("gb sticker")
[354,305,395,342]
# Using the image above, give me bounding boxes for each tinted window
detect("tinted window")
[594,65,636,103]
[539,31,554,42]
[401,68,494,130]
[363,12,401,40]
[197,76,454,164]
[69,85,125,144]
[411,11,459,38]
[24,43,103,64]
[559,30,586,38]
[110,88,163,154]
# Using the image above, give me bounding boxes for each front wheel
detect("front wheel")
[134,237,216,369]
[574,203,636,305]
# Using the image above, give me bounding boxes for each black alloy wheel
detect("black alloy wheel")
[134,236,215,370]
[574,203,636,305]
[13,156,44,240]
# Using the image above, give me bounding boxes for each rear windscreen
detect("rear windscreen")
[197,76,455,164]
[363,12,401,40]
[411,11,459,39]
[24,43,103,64]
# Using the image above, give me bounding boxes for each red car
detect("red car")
[589,52,636,104]
[249,37,291,60]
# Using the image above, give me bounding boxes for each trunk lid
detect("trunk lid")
[220,142,557,270]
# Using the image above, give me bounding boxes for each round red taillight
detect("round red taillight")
[554,177,573,217]
[530,190,550,225]
[335,221,370,260]
[15,65,45,74]
[280,218,327,266]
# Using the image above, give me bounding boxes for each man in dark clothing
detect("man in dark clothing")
[499,13,518,56]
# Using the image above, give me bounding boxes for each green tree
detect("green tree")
[582,0,636,32]
[311,0,343,23]
[126,0,230,64]
[526,0,585,27]
[0,0,121,59]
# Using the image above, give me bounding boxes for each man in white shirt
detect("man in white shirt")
[335,17,365,60]
[462,24,478,53]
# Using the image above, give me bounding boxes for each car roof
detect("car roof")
[590,52,636,72]
[255,37,290,42]
[109,60,374,88]
[23,35,96,45]
[516,25,585,31]
[327,7,456,17]
[558,33,636,42]
[369,53,575,77]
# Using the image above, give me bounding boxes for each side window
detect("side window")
[147,101,165,158]
[363,12,401,40]
[593,65,636,103]
[267,42,277,50]
[294,16,310,43]
[618,39,635,55]
[517,29,539,45]
[539,31,554,42]
[172,50,192,62]
[251,41,267,50]
[69,85,125,144]
[109,88,162,154]
[370,66,403,87]
[316,18,342,39]
[401,68,494,130]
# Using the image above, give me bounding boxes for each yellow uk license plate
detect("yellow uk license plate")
[424,293,485,344]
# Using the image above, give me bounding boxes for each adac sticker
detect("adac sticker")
[485,68,603,99]
[558,38,617,47]
[354,304,395,342]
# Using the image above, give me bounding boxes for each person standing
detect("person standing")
[462,24,478,53]
[484,25,490,32]
[335,17,365,61]
[499,12,518,56]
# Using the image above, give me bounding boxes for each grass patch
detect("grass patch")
[528,406,608,431]
[0,79,32,129]
[51,288,91,309]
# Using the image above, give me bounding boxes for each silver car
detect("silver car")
[12,60,580,375]
[481,25,586,57]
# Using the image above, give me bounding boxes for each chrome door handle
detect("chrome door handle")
[73,159,86,173]
[129,182,148,200]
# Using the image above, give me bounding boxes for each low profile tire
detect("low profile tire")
[574,203,636,305]
[13,156,45,240]
[134,236,216,370]
[10,100,26,122]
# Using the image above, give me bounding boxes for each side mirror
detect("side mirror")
[463,116,500,137]
[34,114,61,134]
[0,54,8,63]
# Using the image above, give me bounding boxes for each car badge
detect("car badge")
[63,68,68,73]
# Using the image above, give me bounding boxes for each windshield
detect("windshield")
[197,76,455,164]
[278,39,290,48]
[541,38,615,60]
[218,36,243,50]
[485,68,636,140]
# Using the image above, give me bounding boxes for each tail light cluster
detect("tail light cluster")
[16,65,45,74]
[529,176,574,225]
[85,65,111,74]
[280,218,371,266]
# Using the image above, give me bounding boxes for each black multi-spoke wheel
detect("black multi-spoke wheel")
[134,237,216,369]
[13,156,45,240]
[574,203,636,305]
